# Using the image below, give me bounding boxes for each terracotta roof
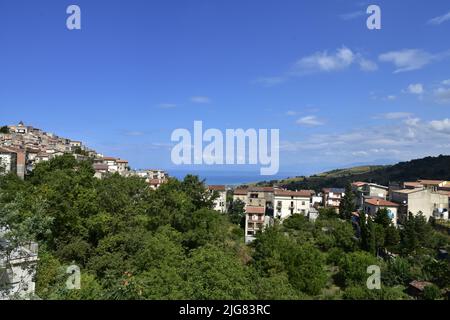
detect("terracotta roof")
[403,182,423,188]
[233,188,248,195]
[102,157,117,161]
[93,163,108,170]
[249,187,274,193]
[116,159,128,163]
[409,280,433,292]
[365,198,399,207]
[274,190,312,197]
[418,179,446,186]
[352,181,367,187]
[246,206,265,214]
[208,185,226,191]
[149,179,162,185]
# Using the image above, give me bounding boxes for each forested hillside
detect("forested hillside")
[279,155,450,191]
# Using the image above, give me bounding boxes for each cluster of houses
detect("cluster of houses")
[0,122,169,189]
[207,179,450,243]
[0,123,169,299]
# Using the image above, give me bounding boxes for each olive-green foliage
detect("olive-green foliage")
[2,154,448,300]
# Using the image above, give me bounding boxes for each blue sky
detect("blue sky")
[1,0,450,176]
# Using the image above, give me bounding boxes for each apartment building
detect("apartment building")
[207,185,227,213]
[0,235,38,300]
[274,189,312,219]
[352,182,389,209]
[322,188,345,212]
[244,187,274,243]
[390,188,449,222]
[116,159,129,174]
[245,206,266,243]
[232,188,248,206]
[0,147,25,179]
[363,198,399,226]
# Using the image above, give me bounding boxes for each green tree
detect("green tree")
[422,284,441,300]
[400,213,434,254]
[255,272,305,300]
[336,251,379,287]
[339,183,355,220]
[228,199,246,227]
[182,245,255,300]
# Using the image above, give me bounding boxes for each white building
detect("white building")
[208,185,227,213]
[102,157,118,173]
[352,182,389,209]
[116,159,129,174]
[0,238,38,300]
[322,188,345,211]
[245,206,267,244]
[233,188,248,206]
[363,198,399,226]
[390,188,449,222]
[274,190,312,219]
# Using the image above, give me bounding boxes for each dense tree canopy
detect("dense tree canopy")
[1,154,449,300]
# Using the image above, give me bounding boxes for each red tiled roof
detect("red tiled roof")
[418,179,445,186]
[365,198,399,207]
[409,280,433,291]
[233,189,248,195]
[246,206,265,214]
[352,181,366,187]
[249,187,274,193]
[102,157,117,161]
[274,190,312,197]
[403,182,423,188]
[116,159,128,163]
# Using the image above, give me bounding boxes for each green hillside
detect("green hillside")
[257,155,450,192]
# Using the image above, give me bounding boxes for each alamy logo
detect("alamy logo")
[66,5,81,30]
[66,265,81,290]
[367,5,381,30]
[366,265,381,290]
[171,121,279,176]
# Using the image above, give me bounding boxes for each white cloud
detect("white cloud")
[404,118,421,127]
[296,116,324,126]
[442,79,450,86]
[125,131,144,136]
[286,111,299,116]
[190,96,211,104]
[434,87,450,104]
[407,83,424,95]
[359,58,378,72]
[430,118,450,132]
[376,112,413,120]
[254,76,286,87]
[386,95,397,101]
[257,46,377,85]
[158,103,177,109]
[379,49,433,73]
[293,47,377,74]
[340,11,365,20]
[428,11,450,25]
[281,117,450,166]
[295,47,355,73]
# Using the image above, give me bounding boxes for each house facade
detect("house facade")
[274,190,312,219]
[390,188,449,222]
[208,185,227,213]
[363,198,399,226]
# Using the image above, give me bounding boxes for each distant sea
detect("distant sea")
[168,170,300,186]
